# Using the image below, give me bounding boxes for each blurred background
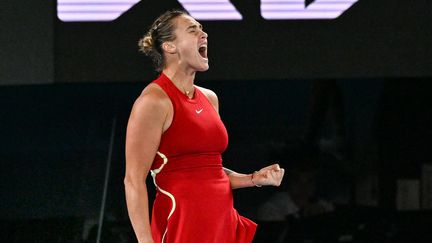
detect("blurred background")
[1,0,431,242]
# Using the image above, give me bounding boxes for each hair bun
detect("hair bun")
[138,35,153,55]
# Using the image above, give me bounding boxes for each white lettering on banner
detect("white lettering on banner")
[177,0,243,20]
[57,0,358,22]
[57,0,141,22]
[260,0,359,19]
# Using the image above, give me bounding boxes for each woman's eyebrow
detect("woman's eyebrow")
[186,24,203,31]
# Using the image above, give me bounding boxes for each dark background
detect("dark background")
[54,0,431,83]
[1,0,432,242]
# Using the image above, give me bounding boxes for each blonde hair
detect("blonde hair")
[138,10,188,72]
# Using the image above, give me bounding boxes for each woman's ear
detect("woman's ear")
[162,42,176,54]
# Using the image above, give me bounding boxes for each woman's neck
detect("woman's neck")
[163,68,196,98]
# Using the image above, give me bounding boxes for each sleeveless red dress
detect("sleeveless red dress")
[149,73,257,243]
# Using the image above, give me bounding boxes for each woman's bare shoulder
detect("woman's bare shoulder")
[132,83,171,114]
[196,85,219,113]
[197,85,218,100]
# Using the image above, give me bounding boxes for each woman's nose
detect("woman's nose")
[201,30,208,39]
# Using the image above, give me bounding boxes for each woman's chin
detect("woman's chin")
[197,64,209,72]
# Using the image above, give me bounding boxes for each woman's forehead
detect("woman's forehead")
[175,14,201,29]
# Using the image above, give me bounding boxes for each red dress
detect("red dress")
[149,73,257,243]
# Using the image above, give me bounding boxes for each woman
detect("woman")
[124,10,285,243]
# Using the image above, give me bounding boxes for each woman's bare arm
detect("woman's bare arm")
[198,86,285,189]
[223,165,284,189]
[124,86,170,243]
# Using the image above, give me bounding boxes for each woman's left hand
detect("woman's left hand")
[252,164,285,187]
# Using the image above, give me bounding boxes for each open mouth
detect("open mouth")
[198,45,208,59]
